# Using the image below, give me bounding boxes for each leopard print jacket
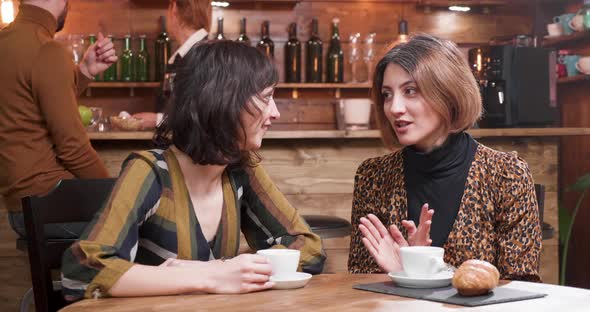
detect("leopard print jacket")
[348,143,542,282]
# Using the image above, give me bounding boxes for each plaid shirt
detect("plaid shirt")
[61,149,325,300]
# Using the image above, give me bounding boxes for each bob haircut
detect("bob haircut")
[372,34,482,149]
[171,0,212,32]
[154,40,278,167]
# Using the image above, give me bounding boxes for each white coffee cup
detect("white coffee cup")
[256,249,300,276]
[547,22,564,37]
[342,98,372,130]
[576,56,590,74]
[400,246,447,278]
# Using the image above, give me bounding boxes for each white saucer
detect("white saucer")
[388,271,454,289]
[270,272,312,290]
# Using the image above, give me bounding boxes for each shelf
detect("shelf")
[468,128,590,137]
[558,75,590,84]
[88,128,590,141]
[542,31,590,48]
[277,83,371,89]
[88,82,160,88]
[88,130,381,140]
[86,82,371,89]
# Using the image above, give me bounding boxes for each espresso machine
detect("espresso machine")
[469,45,557,128]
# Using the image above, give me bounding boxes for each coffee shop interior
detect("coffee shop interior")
[1,0,590,310]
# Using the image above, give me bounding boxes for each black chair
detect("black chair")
[20,178,116,312]
[303,215,351,239]
[534,183,554,240]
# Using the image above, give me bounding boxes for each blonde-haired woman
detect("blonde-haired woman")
[348,34,541,282]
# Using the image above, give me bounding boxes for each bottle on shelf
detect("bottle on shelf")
[257,20,274,59]
[327,17,344,83]
[136,35,150,82]
[103,35,117,81]
[306,18,323,83]
[348,32,362,82]
[215,16,226,40]
[579,0,590,30]
[363,33,376,82]
[285,22,301,83]
[120,35,135,82]
[236,17,251,46]
[88,34,101,81]
[155,16,171,82]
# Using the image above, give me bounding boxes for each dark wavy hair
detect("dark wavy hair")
[154,40,278,167]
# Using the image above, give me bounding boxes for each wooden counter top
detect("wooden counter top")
[88,128,590,140]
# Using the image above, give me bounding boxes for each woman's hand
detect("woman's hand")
[359,214,403,273]
[164,254,274,294]
[401,203,434,246]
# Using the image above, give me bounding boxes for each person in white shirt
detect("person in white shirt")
[133,0,211,129]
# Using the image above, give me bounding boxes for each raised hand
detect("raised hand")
[79,32,118,78]
[401,203,434,246]
[359,214,403,273]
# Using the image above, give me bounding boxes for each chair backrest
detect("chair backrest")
[534,183,545,223]
[22,178,116,312]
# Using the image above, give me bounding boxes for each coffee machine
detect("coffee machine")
[469,45,557,128]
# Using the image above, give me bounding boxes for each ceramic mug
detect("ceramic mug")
[576,56,590,74]
[554,13,577,35]
[256,249,300,276]
[564,55,581,77]
[547,22,564,37]
[569,15,585,32]
[400,246,447,278]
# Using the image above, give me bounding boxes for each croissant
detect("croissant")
[452,259,500,296]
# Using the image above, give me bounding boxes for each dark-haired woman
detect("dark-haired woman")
[61,41,325,300]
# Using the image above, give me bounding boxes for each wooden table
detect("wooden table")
[61,274,590,312]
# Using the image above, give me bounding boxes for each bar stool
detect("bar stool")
[302,215,351,239]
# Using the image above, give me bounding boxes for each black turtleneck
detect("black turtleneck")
[403,132,478,247]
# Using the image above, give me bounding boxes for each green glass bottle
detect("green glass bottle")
[285,23,301,83]
[155,16,171,82]
[257,21,274,59]
[120,35,135,82]
[326,18,344,83]
[88,34,101,81]
[236,18,251,46]
[306,18,323,83]
[136,35,150,82]
[102,35,117,81]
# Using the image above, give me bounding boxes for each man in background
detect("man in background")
[133,0,211,129]
[0,0,117,238]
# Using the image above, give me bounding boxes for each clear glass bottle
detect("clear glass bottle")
[363,33,376,82]
[348,32,362,82]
